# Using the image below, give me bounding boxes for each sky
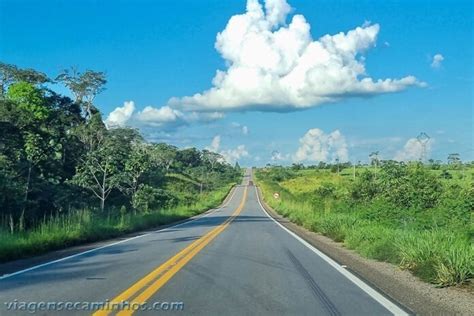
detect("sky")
[1,0,472,166]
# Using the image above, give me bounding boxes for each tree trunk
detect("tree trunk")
[21,163,32,230]
[100,195,105,212]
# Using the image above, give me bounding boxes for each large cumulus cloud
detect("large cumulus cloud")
[169,0,424,112]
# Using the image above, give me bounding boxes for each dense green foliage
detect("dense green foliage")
[256,162,473,287]
[0,62,241,262]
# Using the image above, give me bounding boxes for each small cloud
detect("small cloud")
[383,41,390,47]
[207,135,221,153]
[394,137,434,161]
[231,122,249,135]
[431,54,444,69]
[293,128,348,163]
[206,135,249,164]
[104,101,224,131]
[134,105,185,128]
[105,101,135,128]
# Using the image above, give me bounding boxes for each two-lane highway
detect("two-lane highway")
[0,169,407,315]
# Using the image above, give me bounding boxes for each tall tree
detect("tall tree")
[5,82,59,225]
[56,68,106,120]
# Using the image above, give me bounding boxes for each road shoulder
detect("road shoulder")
[256,186,474,315]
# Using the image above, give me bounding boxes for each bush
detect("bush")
[132,184,176,213]
[314,182,337,199]
[351,170,378,201]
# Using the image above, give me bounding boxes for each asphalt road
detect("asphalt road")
[0,169,408,315]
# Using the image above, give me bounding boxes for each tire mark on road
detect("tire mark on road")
[286,249,341,316]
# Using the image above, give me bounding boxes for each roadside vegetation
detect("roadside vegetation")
[0,62,241,263]
[255,161,473,287]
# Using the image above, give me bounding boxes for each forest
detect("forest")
[0,62,241,262]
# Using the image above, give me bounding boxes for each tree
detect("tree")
[72,135,120,212]
[56,68,106,120]
[0,63,19,97]
[447,153,461,167]
[121,142,151,198]
[6,82,59,225]
[369,151,380,180]
[74,112,107,150]
[202,150,224,171]
[0,62,49,97]
[150,143,177,172]
[176,148,202,169]
[6,81,50,121]
[14,68,49,86]
[234,162,241,170]
[72,127,140,211]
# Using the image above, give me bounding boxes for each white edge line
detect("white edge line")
[0,186,238,281]
[254,185,409,316]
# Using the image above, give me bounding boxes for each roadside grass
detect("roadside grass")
[255,168,473,287]
[0,184,234,263]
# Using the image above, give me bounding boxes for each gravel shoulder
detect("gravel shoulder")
[256,186,474,316]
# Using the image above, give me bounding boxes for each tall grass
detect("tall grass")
[256,171,473,287]
[0,184,234,263]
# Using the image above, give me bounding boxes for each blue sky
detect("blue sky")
[1,0,472,166]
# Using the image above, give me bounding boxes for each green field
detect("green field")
[255,163,473,287]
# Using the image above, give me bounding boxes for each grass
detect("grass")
[255,166,473,287]
[0,183,234,263]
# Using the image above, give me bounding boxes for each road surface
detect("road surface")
[0,169,408,315]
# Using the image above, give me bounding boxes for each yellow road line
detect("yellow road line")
[93,186,247,316]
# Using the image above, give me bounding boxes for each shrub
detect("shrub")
[314,182,337,199]
[132,184,176,213]
[351,170,378,201]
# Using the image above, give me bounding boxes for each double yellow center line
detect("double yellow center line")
[93,186,248,316]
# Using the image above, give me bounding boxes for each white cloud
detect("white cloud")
[207,135,221,152]
[394,138,434,161]
[431,54,444,69]
[293,128,348,163]
[231,122,249,135]
[168,0,424,112]
[206,135,249,164]
[134,105,185,128]
[221,145,249,164]
[104,101,223,131]
[105,101,135,128]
